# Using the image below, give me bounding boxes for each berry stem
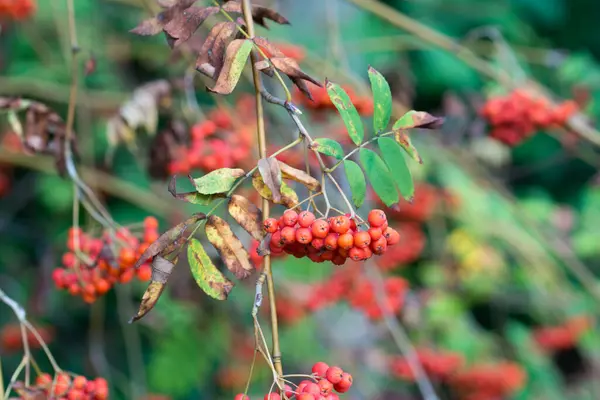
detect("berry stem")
[242,0,284,381]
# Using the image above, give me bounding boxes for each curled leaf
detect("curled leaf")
[277,160,320,191]
[130,256,175,322]
[210,20,243,76]
[193,167,245,194]
[208,39,253,95]
[394,130,423,164]
[311,138,344,160]
[252,172,299,210]
[168,175,225,204]
[133,213,206,270]
[195,21,230,72]
[205,215,254,280]
[270,57,321,87]
[326,80,364,146]
[257,234,271,256]
[254,36,286,58]
[188,238,234,300]
[392,110,444,130]
[257,157,282,203]
[228,195,264,241]
[162,6,219,48]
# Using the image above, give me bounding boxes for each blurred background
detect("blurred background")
[2,0,600,399]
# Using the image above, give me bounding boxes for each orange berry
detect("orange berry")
[270,231,285,248]
[143,216,159,231]
[143,230,159,244]
[119,268,135,284]
[68,389,85,400]
[371,237,388,254]
[62,252,76,268]
[83,283,96,297]
[330,215,351,234]
[353,231,371,248]
[72,376,88,390]
[384,227,400,245]
[311,219,330,238]
[311,238,325,250]
[119,247,137,268]
[281,226,296,244]
[295,227,313,244]
[68,283,81,296]
[324,233,339,251]
[35,373,52,388]
[368,209,387,227]
[94,279,111,295]
[368,227,382,241]
[337,233,354,250]
[282,210,299,226]
[298,211,316,228]
[263,218,279,233]
[137,264,152,281]
[349,247,365,261]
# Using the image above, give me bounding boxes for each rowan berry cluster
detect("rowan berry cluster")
[449,362,526,399]
[167,97,256,175]
[307,265,409,320]
[0,322,54,352]
[294,82,373,116]
[533,316,590,352]
[27,372,109,399]
[480,89,579,146]
[235,362,353,400]
[0,0,36,20]
[263,209,399,266]
[51,217,159,303]
[375,223,425,271]
[390,348,464,382]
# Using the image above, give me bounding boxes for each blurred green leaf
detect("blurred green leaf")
[343,160,366,207]
[378,137,414,200]
[359,148,398,206]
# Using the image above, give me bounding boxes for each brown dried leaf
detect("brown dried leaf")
[163,5,219,47]
[221,1,290,28]
[133,213,206,270]
[252,172,300,210]
[205,215,254,280]
[277,160,320,191]
[271,57,321,87]
[253,37,285,58]
[210,20,240,76]
[228,194,264,241]
[257,233,271,256]
[257,157,282,203]
[195,21,229,70]
[130,18,163,35]
[208,39,253,95]
[291,77,314,101]
[130,256,175,323]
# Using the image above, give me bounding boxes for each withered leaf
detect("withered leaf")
[163,6,220,47]
[210,20,241,77]
[130,18,163,36]
[168,175,226,204]
[208,39,253,95]
[188,238,234,300]
[133,213,206,270]
[196,21,229,71]
[192,167,245,194]
[394,130,423,164]
[252,172,300,210]
[205,215,255,280]
[291,77,314,101]
[228,195,264,241]
[277,160,320,191]
[392,110,444,130]
[221,1,290,28]
[130,256,175,323]
[254,37,285,58]
[270,57,322,97]
[257,157,282,203]
[257,234,271,256]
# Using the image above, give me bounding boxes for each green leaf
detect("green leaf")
[394,130,423,164]
[193,168,245,195]
[378,137,414,201]
[359,148,398,206]
[312,138,344,160]
[187,238,234,300]
[343,160,366,207]
[326,80,364,146]
[392,110,444,130]
[368,66,392,135]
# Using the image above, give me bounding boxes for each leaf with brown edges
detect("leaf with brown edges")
[228,195,264,241]
[277,160,320,191]
[205,215,255,280]
[130,256,175,323]
[221,1,290,28]
[210,19,245,76]
[208,39,253,95]
[257,157,282,203]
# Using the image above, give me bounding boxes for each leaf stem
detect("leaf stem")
[325,130,394,173]
[242,0,284,380]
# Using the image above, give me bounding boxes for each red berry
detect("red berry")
[337,233,354,250]
[270,231,285,248]
[283,210,299,226]
[264,218,279,233]
[62,252,77,268]
[302,382,320,396]
[234,394,250,400]
[279,384,294,399]
[296,227,313,244]
[353,231,371,248]
[324,233,339,251]
[318,379,333,395]
[311,238,325,250]
[52,268,67,288]
[281,226,297,244]
[72,375,87,390]
[68,389,85,400]
[368,227,382,241]
[311,219,330,238]
[326,366,344,384]
[94,279,111,295]
[371,237,388,255]
[368,209,387,227]
[35,373,52,388]
[330,215,351,234]
[297,380,312,394]
[348,247,365,261]
[384,227,400,245]
[143,216,159,230]
[298,211,316,228]
[136,264,152,281]
[312,361,330,378]
[264,393,281,400]
[297,394,316,400]
[334,372,353,392]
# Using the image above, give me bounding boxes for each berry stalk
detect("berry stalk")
[241,0,284,380]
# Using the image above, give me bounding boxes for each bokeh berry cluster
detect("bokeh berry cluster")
[0,322,54,353]
[235,362,353,400]
[263,209,400,266]
[449,361,526,400]
[168,97,257,175]
[0,0,36,20]
[294,82,374,116]
[51,217,159,303]
[28,372,109,399]
[481,89,579,146]
[533,316,590,352]
[390,348,464,382]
